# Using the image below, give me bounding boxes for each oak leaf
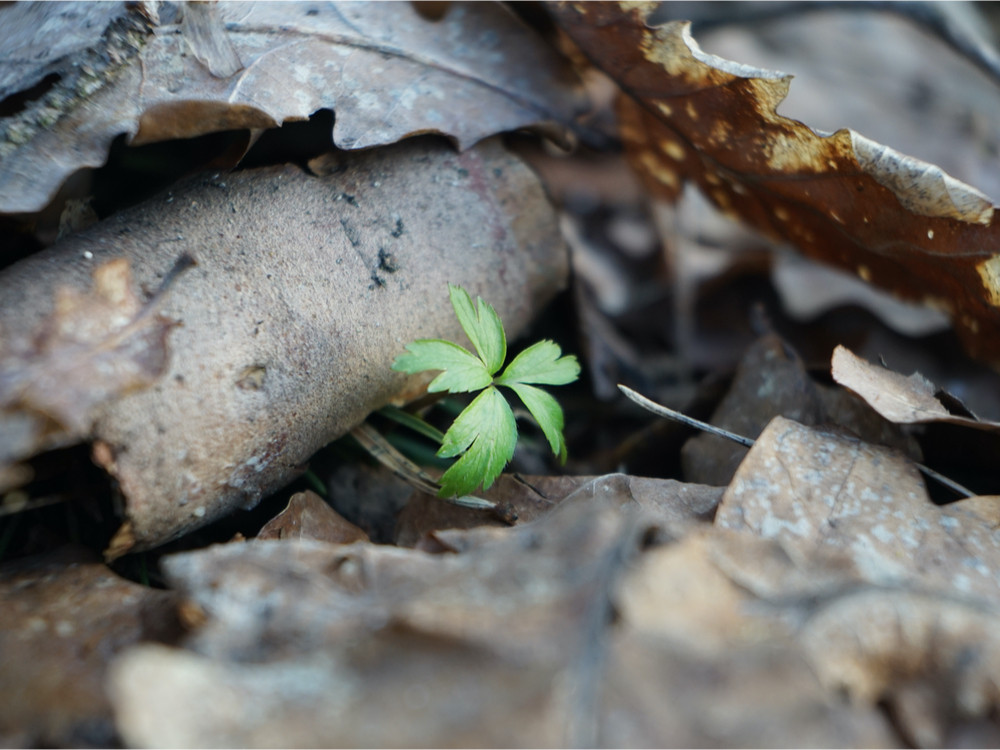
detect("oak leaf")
[549,2,1000,366]
[0,1,585,214]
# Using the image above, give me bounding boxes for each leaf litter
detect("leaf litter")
[0,1,585,214]
[2,2,1000,748]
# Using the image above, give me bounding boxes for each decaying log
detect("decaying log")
[0,137,567,551]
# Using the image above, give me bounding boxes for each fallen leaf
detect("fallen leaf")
[258,490,369,544]
[109,492,890,748]
[395,472,722,548]
[716,416,1000,604]
[602,627,893,748]
[0,258,179,468]
[549,2,1000,366]
[832,343,1000,430]
[800,589,1000,748]
[679,6,1000,208]
[0,1,585,214]
[0,546,179,747]
[681,334,920,486]
[681,333,824,485]
[0,137,568,552]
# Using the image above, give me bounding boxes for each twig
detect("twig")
[617,384,975,499]
[618,385,754,448]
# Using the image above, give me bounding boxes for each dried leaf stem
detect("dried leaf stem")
[350,421,498,512]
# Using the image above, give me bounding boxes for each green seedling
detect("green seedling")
[392,284,580,499]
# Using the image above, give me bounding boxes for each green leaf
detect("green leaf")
[436,386,516,497]
[391,339,492,393]
[495,339,580,387]
[507,383,568,462]
[448,283,506,374]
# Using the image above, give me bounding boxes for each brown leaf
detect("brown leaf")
[680,334,921,486]
[109,492,889,748]
[0,258,177,466]
[681,7,1000,208]
[716,416,1000,604]
[0,137,568,552]
[398,473,722,550]
[0,2,585,213]
[832,344,1000,430]
[548,2,1000,366]
[801,589,1000,748]
[258,490,369,544]
[681,334,825,485]
[0,547,179,747]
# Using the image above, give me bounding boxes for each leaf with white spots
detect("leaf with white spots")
[549,1,1000,367]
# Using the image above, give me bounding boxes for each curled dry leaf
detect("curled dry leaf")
[549,2,1000,366]
[832,343,1000,430]
[0,137,568,552]
[0,257,178,468]
[686,7,1000,206]
[0,1,585,214]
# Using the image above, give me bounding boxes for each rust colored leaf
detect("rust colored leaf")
[0,258,177,466]
[549,2,1000,365]
[0,1,585,214]
[0,137,568,553]
[832,344,1000,430]
[258,490,369,544]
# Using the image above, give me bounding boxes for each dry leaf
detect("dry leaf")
[258,490,369,544]
[0,1,585,214]
[681,7,1000,208]
[716,416,1000,603]
[832,343,1000,430]
[800,589,1000,748]
[0,547,178,747]
[0,137,568,552]
[681,334,824,485]
[109,492,890,748]
[549,2,1000,366]
[395,472,722,548]
[0,258,178,468]
[681,334,921,486]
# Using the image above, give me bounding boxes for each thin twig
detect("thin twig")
[617,384,975,499]
[618,385,754,447]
